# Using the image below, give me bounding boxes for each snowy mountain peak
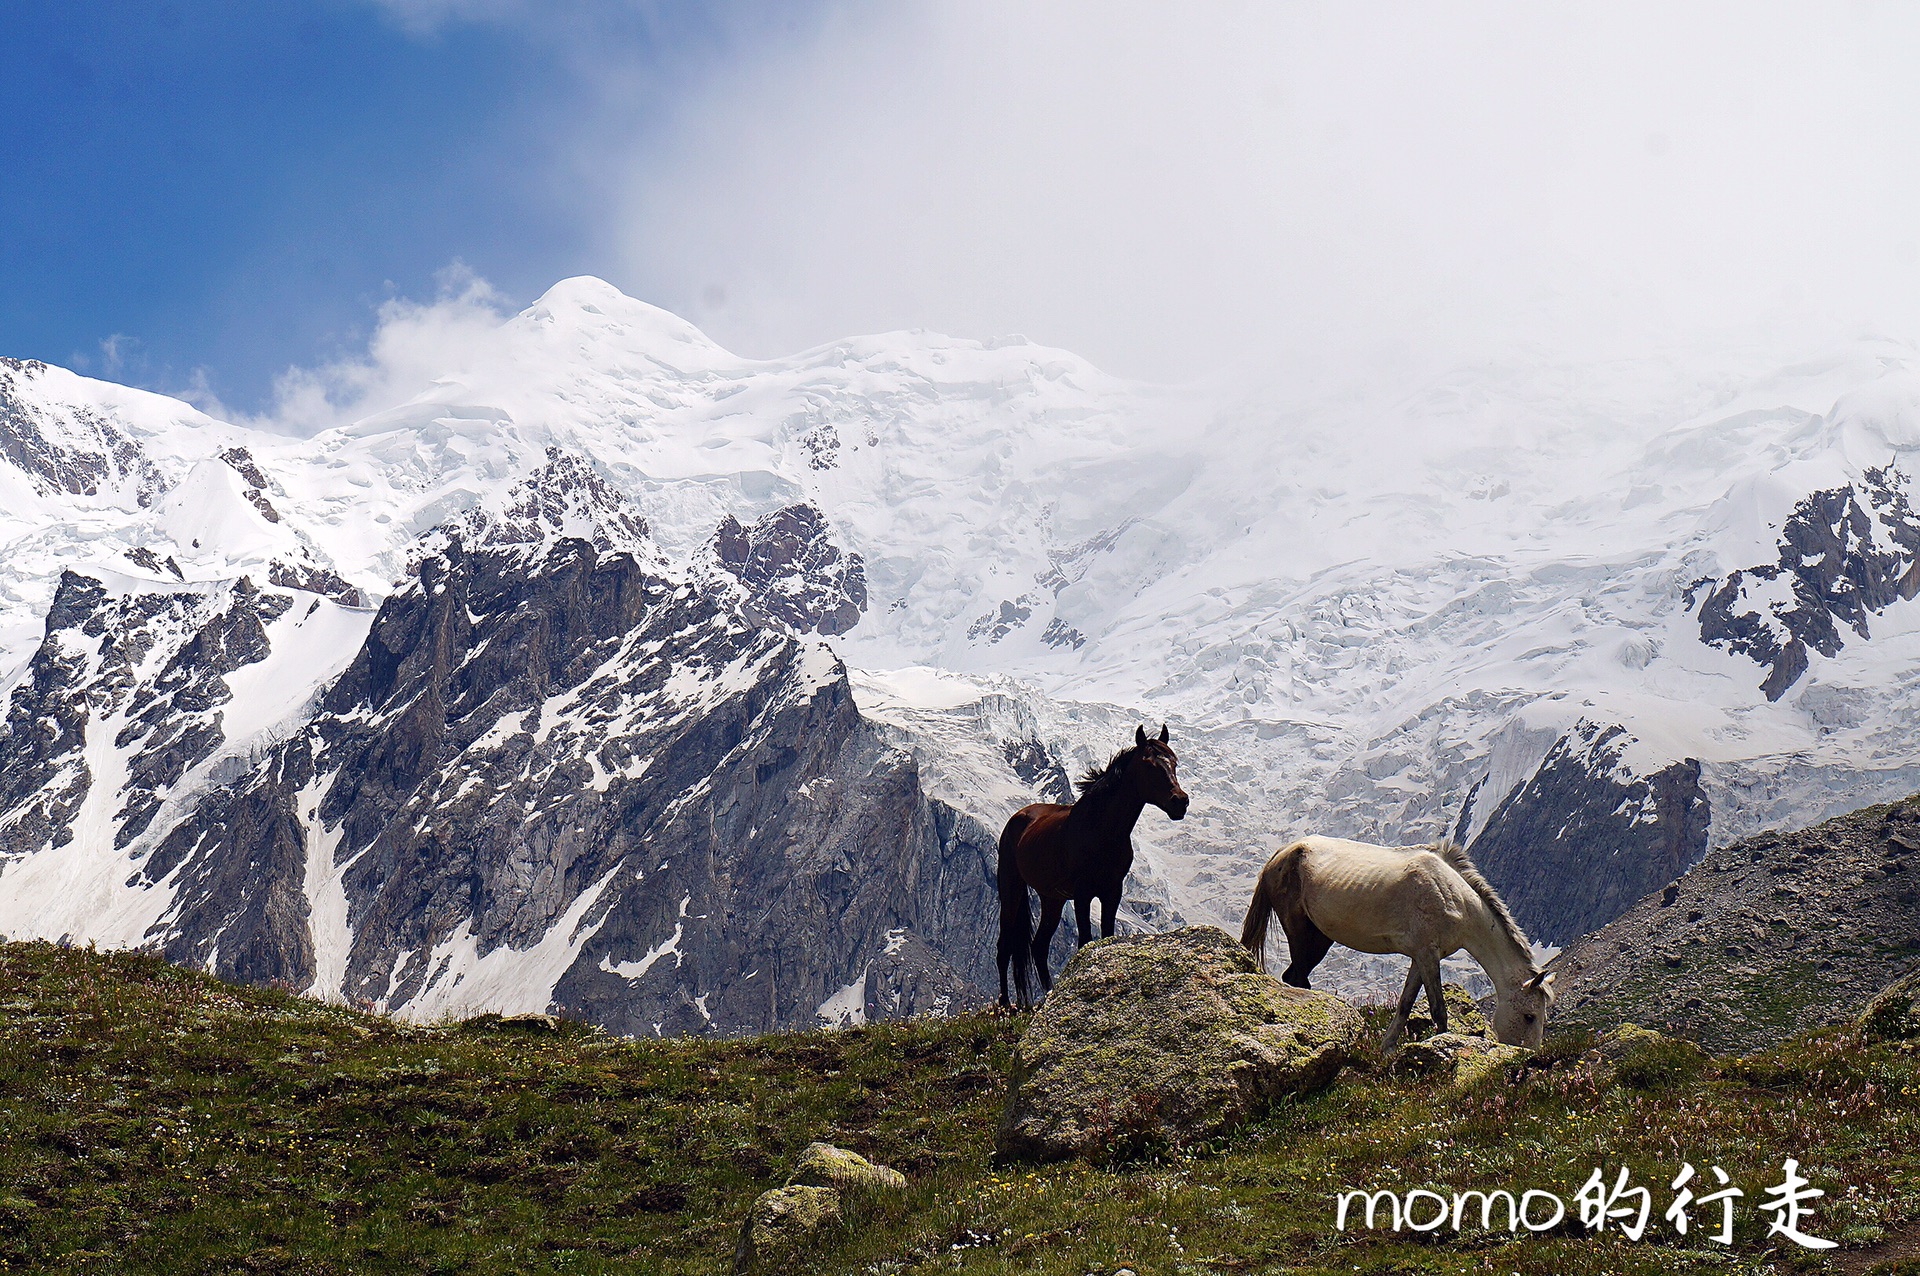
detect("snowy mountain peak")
[514,275,733,371]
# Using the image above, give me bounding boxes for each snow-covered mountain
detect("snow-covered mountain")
[5,282,1920,1022]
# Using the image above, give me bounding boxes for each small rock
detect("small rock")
[996,926,1363,1162]
[733,1185,841,1275]
[1594,1024,1709,1089]
[788,1142,907,1193]
[458,1011,563,1033]
[1392,1032,1528,1086]
[1404,983,1492,1041]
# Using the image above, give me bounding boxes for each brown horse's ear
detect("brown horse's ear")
[1135,725,1148,747]
[1158,723,1169,744]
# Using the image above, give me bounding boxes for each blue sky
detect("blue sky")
[0,2,805,413]
[9,4,1920,426]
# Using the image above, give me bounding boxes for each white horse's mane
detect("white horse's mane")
[1433,841,1535,968]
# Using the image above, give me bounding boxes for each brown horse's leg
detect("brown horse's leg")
[1073,897,1095,947]
[1383,963,1422,1050]
[997,812,1038,1009]
[1031,896,1067,994]
[1099,893,1119,938]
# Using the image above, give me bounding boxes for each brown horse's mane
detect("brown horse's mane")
[1076,744,1143,799]
[1434,841,1535,967]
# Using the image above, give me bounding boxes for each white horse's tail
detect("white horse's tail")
[1241,844,1299,972]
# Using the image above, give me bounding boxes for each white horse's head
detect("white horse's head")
[1493,970,1556,1047]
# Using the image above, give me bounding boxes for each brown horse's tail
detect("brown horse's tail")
[997,813,1036,1006]
[1240,843,1297,973]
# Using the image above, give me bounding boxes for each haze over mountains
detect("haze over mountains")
[2,276,1919,1029]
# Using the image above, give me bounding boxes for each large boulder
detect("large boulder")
[996,927,1364,1161]
[1593,1024,1710,1089]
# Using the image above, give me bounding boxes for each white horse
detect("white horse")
[1240,836,1555,1050]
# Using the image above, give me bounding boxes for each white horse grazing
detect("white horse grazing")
[1240,836,1555,1050]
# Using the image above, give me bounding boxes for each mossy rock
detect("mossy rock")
[787,1142,906,1193]
[1405,983,1492,1040]
[1392,1031,1528,1087]
[1596,1023,1710,1089]
[995,926,1363,1162]
[1858,965,1920,1043]
[732,1184,841,1275]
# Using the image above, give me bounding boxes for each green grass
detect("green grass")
[2,940,1918,1274]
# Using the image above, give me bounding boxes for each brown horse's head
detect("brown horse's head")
[1128,723,1189,820]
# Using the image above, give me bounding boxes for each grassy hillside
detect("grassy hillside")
[1,939,1918,1275]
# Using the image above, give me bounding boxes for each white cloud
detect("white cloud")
[259,4,1920,426]
[582,2,1920,385]
[236,262,511,435]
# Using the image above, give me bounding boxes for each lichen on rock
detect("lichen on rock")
[1593,1023,1710,1089]
[788,1142,907,1193]
[1392,1031,1528,1087]
[1403,983,1492,1041]
[995,926,1363,1162]
[732,1184,841,1275]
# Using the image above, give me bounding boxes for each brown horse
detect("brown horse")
[997,724,1189,1007]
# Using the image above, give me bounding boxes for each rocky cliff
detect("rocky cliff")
[1460,720,1711,945]
[0,459,1003,1035]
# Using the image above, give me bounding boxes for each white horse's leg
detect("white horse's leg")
[1383,962,1422,1050]
[1418,951,1447,1035]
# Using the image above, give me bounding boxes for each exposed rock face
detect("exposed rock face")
[1462,720,1710,945]
[858,928,990,1025]
[712,504,867,636]
[996,926,1362,1162]
[0,572,291,863]
[116,463,996,1033]
[1550,794,1920,1054]
[0,357,162,504]
[218,446,282,523]
[264,561,365,607]
[1688,466,1920,701]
